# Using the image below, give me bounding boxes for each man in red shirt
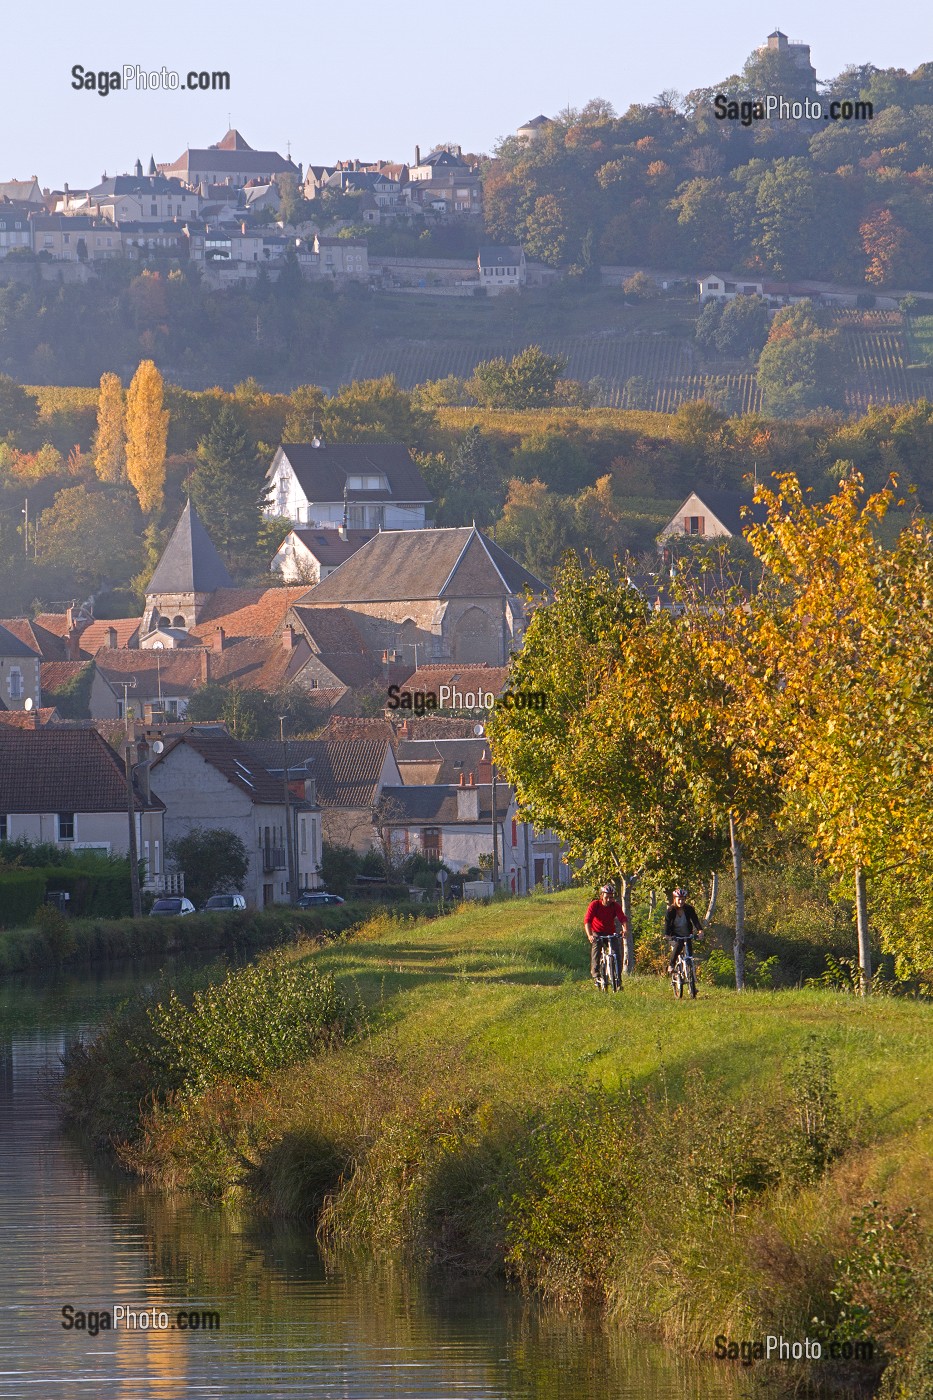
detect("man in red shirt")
[584,884,628,987]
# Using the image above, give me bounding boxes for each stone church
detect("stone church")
[290,525,547,667]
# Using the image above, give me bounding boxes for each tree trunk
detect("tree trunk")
[855,864,872,996]
[705,871,719,924]
[729,815,745,991]
[620,873,635,975]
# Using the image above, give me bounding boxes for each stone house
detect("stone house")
[0,623,41,710]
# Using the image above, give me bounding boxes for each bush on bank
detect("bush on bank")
[0,901,388,975]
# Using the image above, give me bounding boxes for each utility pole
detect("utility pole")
[22,498,28,556]
[124,702,142,918]
[491,763,499,889]
[280,715,297,903]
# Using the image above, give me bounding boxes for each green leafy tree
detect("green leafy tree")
[190,405,267,566]
[467,347,569,409]
[0,375,38,446]
[165,827,248,908]
[757,304,844,417]
[320,376,435,448]
[36,485,143,591]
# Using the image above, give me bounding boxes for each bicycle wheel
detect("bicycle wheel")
[599,946,610,992]
[673,962,684,998]
[609,949,621,992]
[687,961,698,999]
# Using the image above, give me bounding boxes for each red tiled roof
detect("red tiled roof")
[0,726,161,811]
[79,619,140,654]
[40,660,94,692]
[0,618,69,661]
[0,707,59,729]
[189,587,308,642]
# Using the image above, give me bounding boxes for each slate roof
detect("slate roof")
[240,738,392,808]
[478,245,524,268]
[378,783,511,824]
[146,501,234,595]
[0,726,162,812]
[286,529,376,567]
[296,527,546,605]
[396,737,491,785]
[89,174,189,198]
[665,486,766,536]
[0,621,40,659]
[272,442,431,505]
[153,728,302,806]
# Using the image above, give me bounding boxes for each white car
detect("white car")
[149,896,196,916]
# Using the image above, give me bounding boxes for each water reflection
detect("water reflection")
[0,962,750,1398]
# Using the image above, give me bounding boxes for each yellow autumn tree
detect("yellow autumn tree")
[93,372,126,483]
[125,360,168,516]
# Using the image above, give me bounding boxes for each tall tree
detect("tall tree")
[125,360,168,516]
[189,405,266,565]
[93,372,126,483]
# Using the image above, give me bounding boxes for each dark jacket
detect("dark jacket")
[665,902,702,940]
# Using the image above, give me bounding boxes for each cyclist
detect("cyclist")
[584,884,627,987]
[665,887,703,975]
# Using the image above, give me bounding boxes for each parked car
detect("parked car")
[296,891,345,907]
[149,896,196,916]
[202,893,247,912]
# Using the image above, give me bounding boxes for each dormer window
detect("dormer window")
[346,473,388,491]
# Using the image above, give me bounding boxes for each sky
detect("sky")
[3,0,930,189]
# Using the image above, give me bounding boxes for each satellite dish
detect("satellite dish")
[472,723,484,736]
[24,697,33,711]
[151,740,164,755]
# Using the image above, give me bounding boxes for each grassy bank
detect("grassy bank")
[61,893,933,1395]
[0,901,401,975]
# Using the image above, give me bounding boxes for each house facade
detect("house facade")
[0,623,41,710]
[266,441,432,531]
[271,528,376,583]
[478,245,526,293]
[0,727,165,875]
[150,728,321,906]
[658,487,763,543]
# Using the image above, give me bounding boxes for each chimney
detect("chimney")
[213,626,225,653]
[478,755,492,785]
[66,624,81,661]
[457,785,480,822]
[304,775,317,804]
[415,145,421,166]
[459,772,465,786]
[399,719,409,738]
[106,626,117,648]
[201,649,211,683]
[282,625,298,650]
[338,523,348,542]
[469,770,476,785]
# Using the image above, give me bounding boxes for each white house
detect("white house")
[657,486,764,542]
[271,527,377,583]
[478,245,526,294]
[150,728,322,906]
[0,727,165,875]
[266,441,433,531]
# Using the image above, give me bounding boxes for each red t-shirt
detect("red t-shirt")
[585,900,627,936]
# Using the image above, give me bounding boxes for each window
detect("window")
[684,516,705,535]
[0,815,7,841]
[8,668,23,700]
[154,839,161,875]
[58,813,75,841]
[422,827,442,860]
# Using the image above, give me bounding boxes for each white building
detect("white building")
[266,441,433,531]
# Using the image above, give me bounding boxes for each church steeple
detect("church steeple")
[144,500,233,634]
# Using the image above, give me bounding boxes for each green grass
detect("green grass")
[66,892,933,1393]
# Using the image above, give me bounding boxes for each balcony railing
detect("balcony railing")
[263,845,287,873]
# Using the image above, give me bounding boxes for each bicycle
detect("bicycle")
[671,938,699,999]
[595,935,621,992]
